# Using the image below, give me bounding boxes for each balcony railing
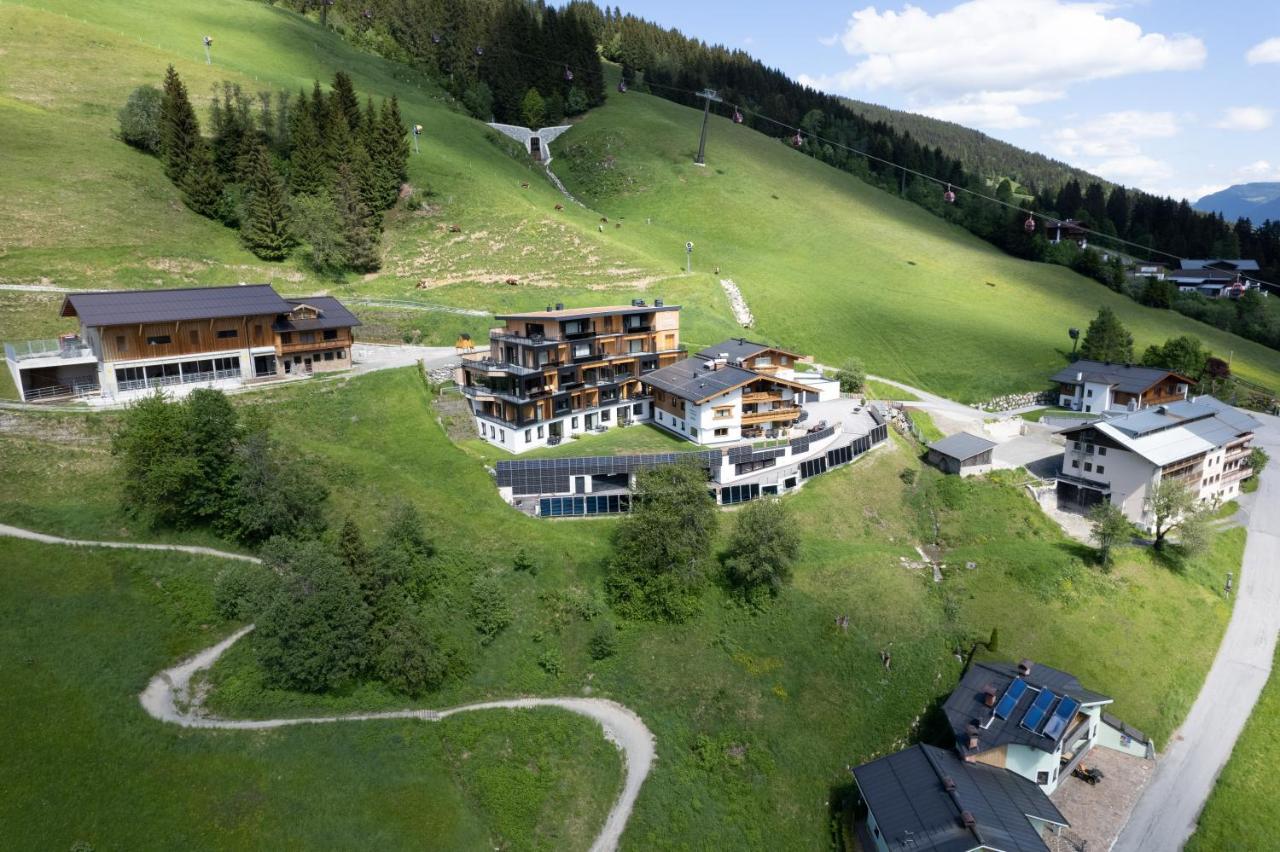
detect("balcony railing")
[6,338,95,362]
[117,367,241,393]
[740,406,802,424]
[23,380,100,401]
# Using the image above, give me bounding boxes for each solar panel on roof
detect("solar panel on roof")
[1040,696,1080,740]
[1020,689,1057,732]
[993,677,1027,719]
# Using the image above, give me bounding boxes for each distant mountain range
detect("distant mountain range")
[1194,183,1280,222]
[838,97,1109,191]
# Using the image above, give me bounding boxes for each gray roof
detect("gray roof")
[275,297,362,332]
[640,359,758,402]
[928,432,997,461]
[1059,396,1258,466]
[493,303,679,322]
[61,284,291,327]
[1167,269,1237,283]
[1181,259,1260,271]
[944,661,1111,759]
[1049,360,1189,393]
[852,744,1067,852]
[695,338,798,363]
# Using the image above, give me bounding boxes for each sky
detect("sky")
[620,0,1279,201]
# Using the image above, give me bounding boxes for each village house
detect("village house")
[852,658,1152,852]
[4,284,359,403]
[1055,396,1258,523]
[1045,219,1088,247]
[1050,360,1192,415]
[457,300,685,453]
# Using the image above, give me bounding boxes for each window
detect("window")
[525,429,532,441]
[1098,447,1107,456]
[1086,389,1094,397]
[323,329,338,341]
[280,332,293,344]
[336,349,345,359]
[689,425,698,436]
[715,428,729,437]
[300,332,316,344]
[216,329,238,340]
[1036,771,1050,786]
[628,339,645,354]
[323,351,334,361]
[537,425,544,438]
[780,356,789,366]
[713,406,733,419]
[1071,459,1080,469]
[572,417,579,429]
[499,429,504,441]
[573,342,592,359]
[1084,462,1093,472]
[115,335,126,352]
[189,330,200,344]
[632,403,643,414]
[755,355,773,367]
[563,319,589,336]
[146,335,172,346]
[601,409,611,422]
[1085,444,1095,455]
[1096,465,1105,474]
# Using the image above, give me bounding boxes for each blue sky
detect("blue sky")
[621,0,1279,201]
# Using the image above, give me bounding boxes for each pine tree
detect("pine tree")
[180,139,227,221]
[160,65,201,182]
[322,104,355,176]
[309,79,328,128]
[330,71,362,133]
[287,105,327,196]
[333,161,380,272]
[350,143,383,220]
[240,144,295,261]
[378,95,410,205]
[1079,307,1135,364]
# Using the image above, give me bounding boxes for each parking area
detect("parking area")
[1051,746,1154,852]
[991,422,1064,479]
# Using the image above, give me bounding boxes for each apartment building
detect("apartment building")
[1050,360,1191,415]
[5,285,358,402]
[458,300,685,453]
[1056,395,1258,525]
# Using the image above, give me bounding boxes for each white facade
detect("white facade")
[473,399,651,453]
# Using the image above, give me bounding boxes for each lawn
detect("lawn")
[1187,643,1280,850]
[864,378,921,402]
[461,420,692,465]
[3,0,1280,402]
[0,537,620,852]
[0,368,1244,847]
[907,408,946,442]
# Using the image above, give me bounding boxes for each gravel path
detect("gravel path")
[1,524,653,852]
[1112,410,1280,852]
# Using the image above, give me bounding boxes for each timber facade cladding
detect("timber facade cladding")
[5,285,361,402]
[458,300,686,453]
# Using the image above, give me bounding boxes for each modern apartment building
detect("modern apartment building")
[4,285,359,403]
[1056,395,1258,524]
[458,300,685,453]
[641,338,839,445]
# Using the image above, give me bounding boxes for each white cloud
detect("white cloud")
[805,0,1205,128]
[1239,160,1280,180]
[1089,154,1173,186]
[818,33,840,46]
[1213,106,1274,131]
[1047,110,1178,158]
[1246,36,1280,64]
[742,35,755,46]
[919,90,1061,129]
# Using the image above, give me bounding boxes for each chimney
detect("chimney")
[961,811,977,830]
[655,298,664,307]
[1018,659,1033,677]
[966,723,981,750]
[943,777,956,792]
[555,302,564,311]
[1128,399,1138,412]
[982,686,998,707]
[636,299,646,306]
[1076,371,1083,382]
[546,305,553,312]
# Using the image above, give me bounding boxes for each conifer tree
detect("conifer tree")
[330,71,362,133]
[160,65,201,182]
[350,143,383,220]
[322,104,355,176]
[240,144,295,261]
[381,95,410,185]
[309,80,328,128]
[180,139,227,222]
[333,162,380,272]
[287,105,328,197]
[1079,306,1135,364]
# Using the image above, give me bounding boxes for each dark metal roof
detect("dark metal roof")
[275,297,362,332]
[640,359,758,402]
[1181,259,1260,271]
[852,744,1066,852]
[944,661,1111,758]
[695,338,802,363]
[928,432,997,461]
[61,284,292,327]
[1049,360,1191,394]
[493,304,679,322]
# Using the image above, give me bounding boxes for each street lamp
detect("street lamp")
[1068,327,1080,358]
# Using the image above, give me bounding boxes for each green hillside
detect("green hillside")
[4,0,1280,401]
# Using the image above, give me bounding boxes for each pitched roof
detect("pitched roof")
[1181,259,1260,271]
[852,744,1067,852]
[640,359,758,403]
[1167,268,1238,283]
[275,297,362,331]
[944,661,1111,758]
[928,432,997,461]
[696,338,803,363]
[1049,360,1191,394]
[61,284,292,327]
[493,303,679,322]
[1058,396,1259,466]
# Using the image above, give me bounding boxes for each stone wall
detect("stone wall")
[978,389,1054,412]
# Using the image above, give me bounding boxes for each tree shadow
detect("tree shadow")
[828,777,862,852]
[1054,539,1098,565]
[910,689,959,750]
[1148,543,1189,574]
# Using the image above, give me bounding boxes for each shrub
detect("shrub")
[373,612,452,696]
[213,562,276,621]
[836,358,866,393]
[725,499,801,598]
[588,623,618,661]
[469,575,512,645]
[537,647,564,677]
[118,84,163,153]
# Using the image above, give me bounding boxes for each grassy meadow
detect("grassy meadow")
[1,0,1279,402]
[0,366,1243,848]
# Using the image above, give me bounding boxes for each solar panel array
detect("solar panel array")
[498,449,721,495]
[1040,696,1080,740]
[1019,689,1057,732]
[539,494,630,517]
[720,483,761,505]
[994,678,1027,719]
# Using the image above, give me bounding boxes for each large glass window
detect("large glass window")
[573,342,592,359]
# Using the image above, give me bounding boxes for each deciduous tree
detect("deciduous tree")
[1087,502,1130,569]
[1145,479,1197,551]
[725,498,801,598]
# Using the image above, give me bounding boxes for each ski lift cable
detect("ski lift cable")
[469,44,1249,268]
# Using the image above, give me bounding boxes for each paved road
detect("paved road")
[1113,410,1280,852]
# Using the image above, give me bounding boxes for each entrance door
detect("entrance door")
[585,413,596,429]
[303,357,313,374]
[574,476,587,494]
[530,136,542,160]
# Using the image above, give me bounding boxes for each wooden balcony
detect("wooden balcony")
[740,406,802,424]
[741,391,782,404]
[279,338,347,355]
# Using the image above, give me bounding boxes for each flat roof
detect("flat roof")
[61,284,292,327]
[494,304,679,322]
[852,744,1066,852]
[927,432,997,461]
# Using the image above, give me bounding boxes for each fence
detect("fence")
[117,367,241,393]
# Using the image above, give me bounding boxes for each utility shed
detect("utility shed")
[927,432,997,476]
